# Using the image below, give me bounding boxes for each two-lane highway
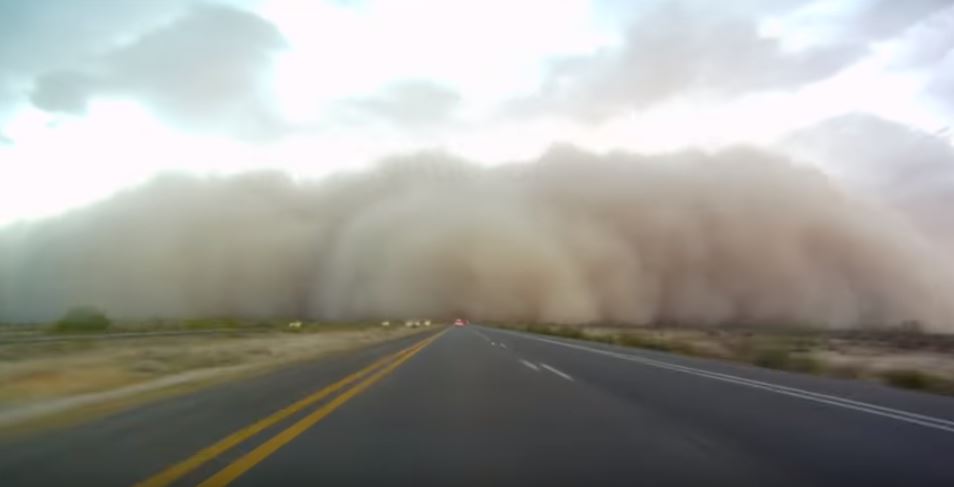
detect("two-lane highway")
[2,325,953,486]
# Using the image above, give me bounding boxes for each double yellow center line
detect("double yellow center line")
[136,330,445,487]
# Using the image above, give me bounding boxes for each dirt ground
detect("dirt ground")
[0,325,430,421]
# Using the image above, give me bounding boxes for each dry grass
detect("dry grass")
[0,325,431,419]
[505,323,954,396]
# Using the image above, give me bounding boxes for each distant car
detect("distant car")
[454,319,468,326]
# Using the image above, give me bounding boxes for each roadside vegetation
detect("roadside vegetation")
[0,311,399,339]
[878,369,954,394]
[53,307,112,333]
[0,318,440,433]
[499,323,954,397]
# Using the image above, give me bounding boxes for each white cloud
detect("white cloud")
[262,0,607,119]
[2,0,954,228]
[515,0,953,122]
[333,80,461,129]
[0,0,209,110]
[28,4,288,140]
[886,4,954,116]
[0,99,283,225]
[512,2,856,120]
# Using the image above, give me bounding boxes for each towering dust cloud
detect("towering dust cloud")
[1,146,953,331]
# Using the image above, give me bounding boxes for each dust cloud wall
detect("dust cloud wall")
[2,146,952,331]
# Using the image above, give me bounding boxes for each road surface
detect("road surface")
[1,325,953,486]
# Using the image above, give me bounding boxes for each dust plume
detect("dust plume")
[1,146,953,331]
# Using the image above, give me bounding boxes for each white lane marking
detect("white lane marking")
[520,359,540,371]
[540,363,574,382]
[499,343,507,349]
[489,328,954,434]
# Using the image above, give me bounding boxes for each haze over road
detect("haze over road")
[2,326,954,486]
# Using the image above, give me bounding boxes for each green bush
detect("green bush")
[524,324,585,339]
[751,347,819,373]
[54,306,112,333]
[826,364,863,379]
[523,324,550,335]
[551,327,586,339]
[666,339,702,356]
[616,334,662,350]
[880,369,933,390]
[614,334,697,354]
[751,347,789,369]
[878,369,954,395]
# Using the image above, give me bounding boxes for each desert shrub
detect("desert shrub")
[54,306,112,333]
[880,369,934,390]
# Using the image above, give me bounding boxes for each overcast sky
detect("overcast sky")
[1,0,953,226]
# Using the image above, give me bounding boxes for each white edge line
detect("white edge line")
[520,359,540,371]
[540,363,574,381]
[489,328,954,434]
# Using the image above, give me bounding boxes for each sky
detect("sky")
[1,0,953,228]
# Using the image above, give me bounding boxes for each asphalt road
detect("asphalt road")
[2,325,954,486]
